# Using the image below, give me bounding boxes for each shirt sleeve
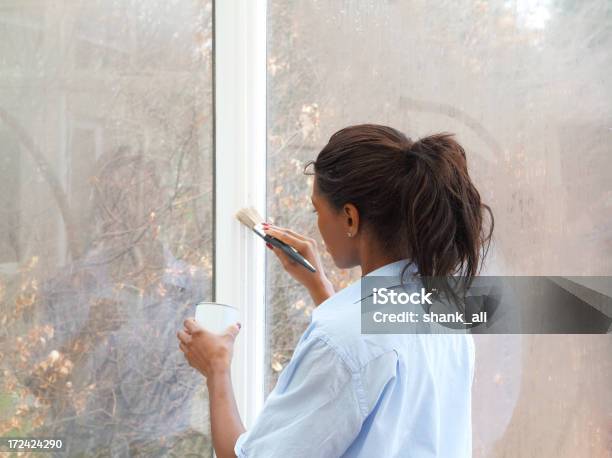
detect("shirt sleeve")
[234,331,366,458]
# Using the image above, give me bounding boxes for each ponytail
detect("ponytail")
[308,124,494,302]
[401,133,493,278]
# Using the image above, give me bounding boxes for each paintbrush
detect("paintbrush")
[235,206,316,273]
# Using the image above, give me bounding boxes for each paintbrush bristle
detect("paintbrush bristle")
[235,206,264,229]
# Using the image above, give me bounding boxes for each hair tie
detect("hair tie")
[402,140,423,174]
[402,140,419,159]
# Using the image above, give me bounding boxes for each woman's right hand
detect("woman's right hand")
[262,224,335,305]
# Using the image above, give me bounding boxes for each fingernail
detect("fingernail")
[266,242,273,249]
[237,322,242,329]
[262,222,270,227]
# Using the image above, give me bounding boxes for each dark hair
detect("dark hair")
[305,124,494,304]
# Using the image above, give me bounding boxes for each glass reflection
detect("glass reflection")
[0,1,214,456]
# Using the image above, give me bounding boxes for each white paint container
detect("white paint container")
[194,301,240,334]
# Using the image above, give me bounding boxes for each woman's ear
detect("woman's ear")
[343,203,359,237]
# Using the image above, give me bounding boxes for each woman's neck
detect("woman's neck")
[361,258,403,277]
[359,247,404,277]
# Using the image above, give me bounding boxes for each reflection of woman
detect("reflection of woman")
[178,124,493,457]
[39,148,210,455]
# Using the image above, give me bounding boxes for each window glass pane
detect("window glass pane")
[266,1,612,455]
[0,1,214,456]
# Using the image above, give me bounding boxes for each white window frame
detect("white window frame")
[214,0,267,434]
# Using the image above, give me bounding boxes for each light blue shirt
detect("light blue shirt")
[234,259,475,457]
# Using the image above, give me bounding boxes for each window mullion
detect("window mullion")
[213,0,267,434]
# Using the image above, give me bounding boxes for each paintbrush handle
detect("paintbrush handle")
[263,234,317,272]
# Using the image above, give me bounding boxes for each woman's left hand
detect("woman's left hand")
[177,318,241,378]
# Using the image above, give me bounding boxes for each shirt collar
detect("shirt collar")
[363,258,417,278]
[312,258,417,321]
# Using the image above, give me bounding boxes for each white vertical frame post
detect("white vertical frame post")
[214,0,267,431]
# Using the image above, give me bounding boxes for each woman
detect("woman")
[177,124,493,458]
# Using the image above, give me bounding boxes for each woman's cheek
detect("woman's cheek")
[317,217,326,246]
[316,224,328,253]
